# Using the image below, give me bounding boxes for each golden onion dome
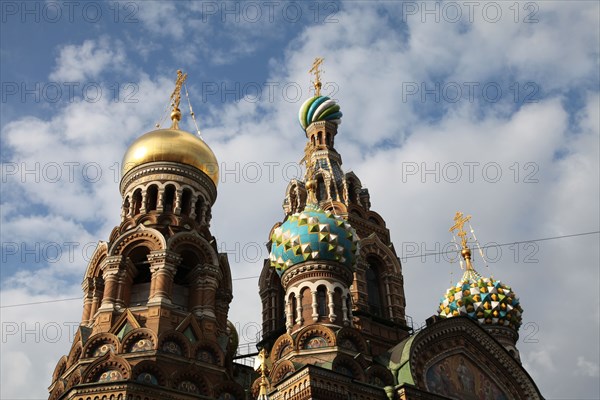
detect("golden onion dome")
[121,128,219,186]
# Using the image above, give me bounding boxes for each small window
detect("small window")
[317,287,327,316]
[366,259,383,317]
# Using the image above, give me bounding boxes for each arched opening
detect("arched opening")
[290,294,297,325]
[122,196,130,217]
[317,286,327,317]
[180,189,192,215]
[147,185,158,211]
[329,181,337,201]
[317,131,323,145]
[163,185,176,213]
[194,197,204,223]
[334,287,343,322]
[316,175,326,202]
[173,250,200,310]
[132,189,142,215]
[129,247,151,306]
[347,181,356,204]
[366,257,384,317]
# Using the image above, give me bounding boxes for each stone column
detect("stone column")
[285,296,293,332]
[327,289,336,322]
[174,189,183,215]
[116,260,136,308]
[342,293,350,326]
[148,251,181,304]
[190,265,221,318]
[295,292,303,326]
[81,278,93,323]
[189,195,198,220]
[157,189,164,212]
[98,256,125,310]
[89,277,104,320]
[311,290,319,322]
[140,190,147,213]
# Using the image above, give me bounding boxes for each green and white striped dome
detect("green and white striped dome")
[298,96,343,130]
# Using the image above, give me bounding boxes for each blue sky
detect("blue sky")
[1,1,599,398]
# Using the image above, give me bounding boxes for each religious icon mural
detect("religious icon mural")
[425,354,508,400]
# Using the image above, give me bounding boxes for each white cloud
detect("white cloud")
[49,37,127,82]
[577,356,600,378]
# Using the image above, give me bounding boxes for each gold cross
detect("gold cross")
[309,57,324,96]
[449,211,471,248]
[170,69,187,112]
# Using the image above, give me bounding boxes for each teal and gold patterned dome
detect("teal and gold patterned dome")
[298,96,343,130]
[438,269,523,330]
[269,204,359,276]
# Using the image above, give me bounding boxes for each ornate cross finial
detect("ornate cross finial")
[255,348,270,399]
[309,57,324,96]
[449,211,472,249]
[170,69,188,129]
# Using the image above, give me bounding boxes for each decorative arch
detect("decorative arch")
[193,339,225,366]
[48,379,65,400]
[359,233,402,275]
[348,205,365,218]
[66,341,83,368]
[336,327,368,354]
[366,211,386,227]
[284,179,306,214]
[65,368,82,391]
[51,355,68,382]
[83,241,108,278]
[323,200,347,215]
[82,353,131,383]
[296,324,336,351]
[271,333,294,362]
[365,365,395,386]
[131,360,167,386]
[287,280,348,299]
[171,368,211,397]
[167,231,219,266]
[82,333,120,358]
[344,173,363,205]
[332,354,366,381]
[158,330,192,358]
[270,359,296,384]
[216,254,234,296]
[121,328,158,354]
[109,225,166,256]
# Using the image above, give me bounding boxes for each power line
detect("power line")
[1,230,597,309]
[401,230,600,260]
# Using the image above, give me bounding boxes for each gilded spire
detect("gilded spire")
[170,69,188,129]
[449,211,477,274]
[300,139,318,204]
[309,57,324,97]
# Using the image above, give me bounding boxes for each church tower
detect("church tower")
[47,71,247,400]
[256,59,411,399]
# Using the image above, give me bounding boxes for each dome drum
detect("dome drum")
[120,161,217,206]
[279,260,355,290]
